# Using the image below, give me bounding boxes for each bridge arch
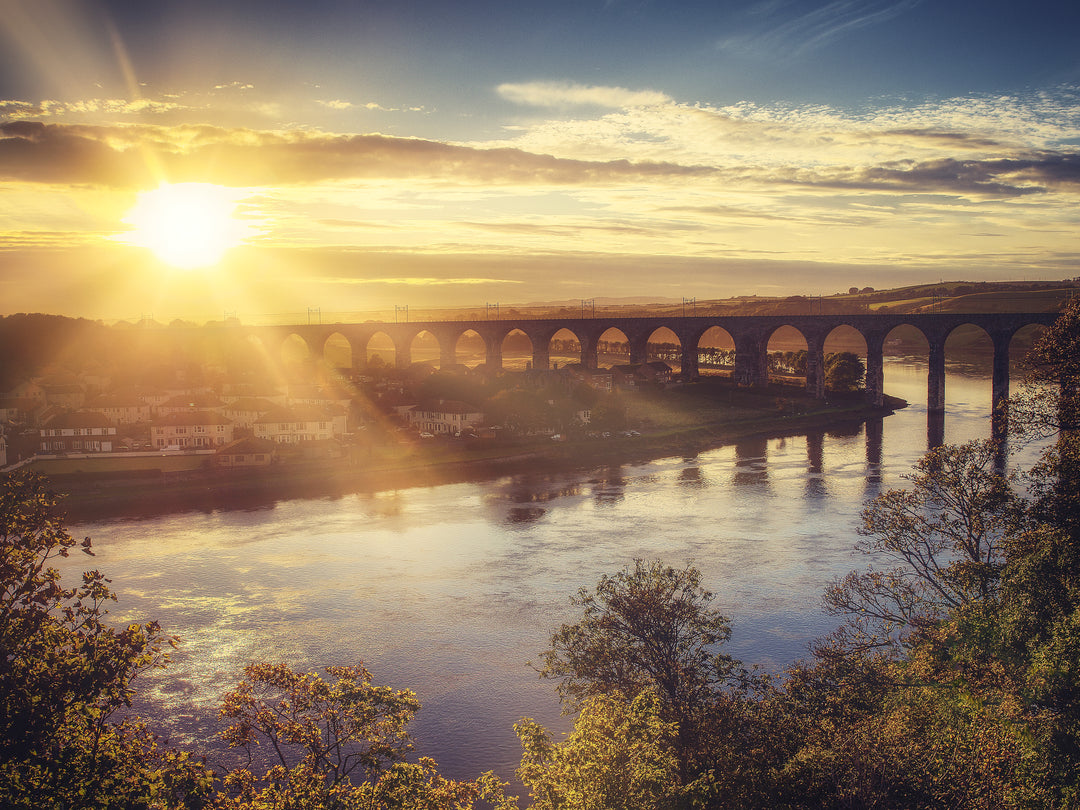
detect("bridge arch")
[280,332,314,366]
[499,328,533,370]
[322,331,354,371]
[540,327,583,371]
[452,328,486,370]
[599,326,631,367]
[765,324,811,391]
[643,326,682,376]
[823,325,869,395]
[692,325,736,380]
[364,330,397,370]
[407,330,440,370]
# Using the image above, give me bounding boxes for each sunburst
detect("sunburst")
[120,183,258,269]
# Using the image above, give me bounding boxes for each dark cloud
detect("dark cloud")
[0,121,715,188]
[791,153,1080,196]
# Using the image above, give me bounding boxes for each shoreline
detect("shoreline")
[49,392,905,523]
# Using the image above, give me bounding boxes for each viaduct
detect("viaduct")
[237,311,1059,416]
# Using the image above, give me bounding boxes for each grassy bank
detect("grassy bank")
[39,381,903,521]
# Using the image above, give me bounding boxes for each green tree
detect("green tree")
[216,661,515,810]
[823,351,864,392]
[0,471,214,808]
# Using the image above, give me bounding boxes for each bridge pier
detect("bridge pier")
[394,336,412,370]
[734,336,767,387]
[440,344,456,370]
[865,336,885,406]
[581,333,599,370]
[805,337,826,399]
[532,346,550,371]
[485,336,503,371]
[681,342,699,380]
[927,341,946,413]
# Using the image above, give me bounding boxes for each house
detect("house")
[0,397,48,426]
[252,405,347,444]
[407,400,484,436]
[7,381,45,402]
[638,361,674,384]
[215,437,278,467]
[42,383,86,409]
[563,364,614,393]
[83,393,152,425]
[610,365,640,389]
[610,362,673,388]
[39,411,117,453]
[156,393,226,416]
[220,397,278,430]
[151,411,234,449]
[287,384,353,411]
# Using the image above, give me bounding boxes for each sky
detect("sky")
[1,0,1079,323]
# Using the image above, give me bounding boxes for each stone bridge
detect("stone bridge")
[237,311,1058,414]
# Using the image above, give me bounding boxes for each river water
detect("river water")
[59,357,1043,785]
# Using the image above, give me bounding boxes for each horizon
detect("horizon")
[1,1,1079,323]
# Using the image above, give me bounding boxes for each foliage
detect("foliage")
[537,560,736,717]
[0,470,214,808]
[1016,296,1080,432]
[822,440,1017,651]
[516,689,683,810]
[216,661,514,810]
[823,351,865,392]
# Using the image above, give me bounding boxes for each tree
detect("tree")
[822,440,1017,651]
[536,559,738,772]
[0,471,214,808]
[824,351,865,392]
[1016,296,1080,432]
[216,661,515,810]
[516,689,683,810]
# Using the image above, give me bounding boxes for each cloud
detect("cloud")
[0,121,714,188]
[315,99,425,113]
[497,82,670,109]
[792,154,1080,196]
[0,97,187,120]
[312,276,522,287]
[721,0,923,60]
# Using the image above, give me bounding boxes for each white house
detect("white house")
[253,405,347,444]
[407,400,484,435]
[151,411,234,449]
[83,394,152,425]
[39,411,117,453]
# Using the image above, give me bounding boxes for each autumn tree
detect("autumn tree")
[216,661,515,810]
[0,471,214,808]
[822,440,1018,652]
[516,689,683,810]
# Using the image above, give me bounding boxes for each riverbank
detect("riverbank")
[39,383,905,522]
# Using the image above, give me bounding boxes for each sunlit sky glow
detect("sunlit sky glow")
[1,0,1078,322]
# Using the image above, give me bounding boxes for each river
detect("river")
[58,357,1045,787]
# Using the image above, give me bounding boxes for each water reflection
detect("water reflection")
[804,432,826,501]
[678,464,706,489]
[590,466,626,505]
[865,417,883,492]
[733,438,769,486]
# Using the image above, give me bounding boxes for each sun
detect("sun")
[121,183,257,269]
